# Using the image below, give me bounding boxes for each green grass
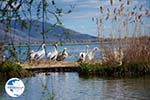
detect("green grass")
[0,60,32,78]
[0,61,22,73]
[80,62,150,77]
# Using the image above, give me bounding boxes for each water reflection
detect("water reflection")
[0,73,150,100]
[101,78,150,100]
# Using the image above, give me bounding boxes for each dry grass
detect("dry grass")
[123,36,150,64]
[79,0,150,76]
[96,0,150,67]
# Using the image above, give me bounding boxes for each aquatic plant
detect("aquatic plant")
[82,0,150,77]
[80,37,150,76]
[48,92,55,100]
[80,61,150,77]
[0,61,22,72]
[0,60,32,78]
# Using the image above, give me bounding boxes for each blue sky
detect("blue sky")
[48,0,150,37]
[18,0,150,37]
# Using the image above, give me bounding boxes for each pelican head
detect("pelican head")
[30,50,34,53]
[42,43,46,49]
[63,48,67,53]
[86,45,89,48]
[55,43,58,49]
[52,43,58,49]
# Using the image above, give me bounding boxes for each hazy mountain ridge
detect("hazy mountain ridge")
[0,20,97,44]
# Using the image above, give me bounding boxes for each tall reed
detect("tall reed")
[80,0,150,76]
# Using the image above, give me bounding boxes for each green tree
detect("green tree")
[0,0,74,61]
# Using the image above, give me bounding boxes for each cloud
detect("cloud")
[61,0,101,20]
[77,0,100,8]
[62,11,99,20]
[45,0,150,37]
[61,0,77,3]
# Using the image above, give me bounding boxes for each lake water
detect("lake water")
[0,72,150,100]
[1,43,150,100]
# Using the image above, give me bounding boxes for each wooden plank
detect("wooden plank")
[21,61,80,72]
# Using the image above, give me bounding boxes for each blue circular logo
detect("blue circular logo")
[5,78,25,97]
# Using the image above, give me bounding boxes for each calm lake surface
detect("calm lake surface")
[0,72,150,100]
[1,43,150,100]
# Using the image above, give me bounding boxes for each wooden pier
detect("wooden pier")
[21,61,80,73]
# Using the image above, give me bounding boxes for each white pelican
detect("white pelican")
[56,48,68,61]
[87,47,99,61]
[77,45,89,62]
[77,53,85,62]
[31,43,46,60]
[47,44,58,61]
[30,50,36,60]
[114,47,123,65]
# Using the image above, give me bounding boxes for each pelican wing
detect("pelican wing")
[47,52,52,58]
[56,50,68,61]
[34,49,45,60]
[34,53,40,60]
[78,52,86,62]
[87,52,93,60]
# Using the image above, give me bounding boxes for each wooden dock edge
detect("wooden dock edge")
[21,62,81,73]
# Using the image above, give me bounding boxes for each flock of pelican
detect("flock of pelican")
[30,43,99,62]
[77,45,99,62]
[29,43,123,65]
[30,43,67,61]
[0,43,123,65]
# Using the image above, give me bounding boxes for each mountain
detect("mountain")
[0,20,97,45]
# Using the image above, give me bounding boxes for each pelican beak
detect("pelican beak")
[63,48,67,53]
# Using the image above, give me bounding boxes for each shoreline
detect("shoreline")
[21,60,150,77]
[3,41,99,47]
[1,60,150,78]
[2,35,150,47]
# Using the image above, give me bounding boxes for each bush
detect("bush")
[80,61,150,77]
[0,60,22,73]
[0,60,32,78]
